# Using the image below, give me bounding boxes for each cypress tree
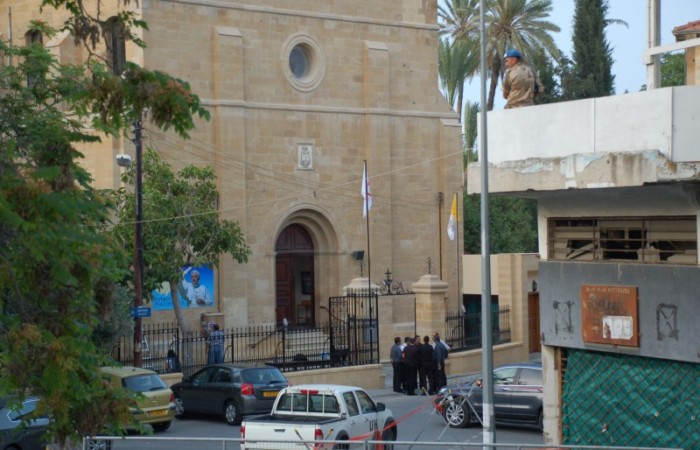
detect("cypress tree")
[563,0,615,99]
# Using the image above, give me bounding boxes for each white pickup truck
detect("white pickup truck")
[240,384,397,449]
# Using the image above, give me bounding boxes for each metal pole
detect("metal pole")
[479,0,495,447]
[363,161,375,362]
[645,0,661,89]
[438,192,444,279]
[8,7,13,67]
[133,119,144,368]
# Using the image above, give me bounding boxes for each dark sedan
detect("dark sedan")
[171,364,289,425]
[437,362,543,430]
[0,396,49,450]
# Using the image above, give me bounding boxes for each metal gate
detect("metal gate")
[561,348,699,448]
[329,291,379,366]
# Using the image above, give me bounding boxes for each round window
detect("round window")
[289,45,310,79]
[282,34,325,92]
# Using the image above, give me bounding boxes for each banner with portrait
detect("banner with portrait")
[152,265,214,310]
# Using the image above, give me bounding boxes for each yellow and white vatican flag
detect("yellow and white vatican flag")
[447,193,458,240]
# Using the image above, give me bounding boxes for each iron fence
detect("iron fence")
[444,307,511,352]
[110,314,379,376]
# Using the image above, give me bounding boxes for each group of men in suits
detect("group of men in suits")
[390,333,449,395]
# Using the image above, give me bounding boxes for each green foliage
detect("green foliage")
[483,0,561,110]
[92,284,135,350]
[529,48,561,104]
[439,38,479,121]
[439,0,561,111]
[561,0,625,99]
[1,2,213,447]
[463,194,538,254]
[660,53,685,87]
[462,101,479,167]
[75,62,210,139]
[41,0,148,51]
[0,38,133,446]
[640,52,686,91]
[109,150,251,331]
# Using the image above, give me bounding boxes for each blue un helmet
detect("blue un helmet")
[504,49,522,59]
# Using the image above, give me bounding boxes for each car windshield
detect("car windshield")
[7,399,42,421]
[123,374,168,392]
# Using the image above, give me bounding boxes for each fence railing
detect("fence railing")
[444,307,511,352]
[109,319,379,376]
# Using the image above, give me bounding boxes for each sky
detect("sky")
[461,0,700,109]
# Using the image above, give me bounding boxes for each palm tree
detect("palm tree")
[438,37,479,122]
[438,0,481,122]
[439,0,481,42]
[484,0,561,110]
[439,0,560,112]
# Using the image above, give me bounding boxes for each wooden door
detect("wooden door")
[275,224,314,326]
[276,254,293,324]
[528,292,541,354]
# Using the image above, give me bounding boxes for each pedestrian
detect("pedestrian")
[208,323,225,364]
[399,336,410,392]
[390,337,403,393]
[501,49,543,109]
[402,337,419,395]
[432,333,449,392]
[165,349,181,373]
[418,336,434,395]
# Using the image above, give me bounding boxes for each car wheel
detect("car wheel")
[443,396,470,428]
[380,426,396,450]
[152,420,171,432]
[174,396,187,419]
[537,409,544,431]
[332,437,349,450]
[86,438,113,450]
[224,400,242,426]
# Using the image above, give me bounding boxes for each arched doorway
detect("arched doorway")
[275,224,315,327]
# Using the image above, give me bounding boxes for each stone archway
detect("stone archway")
[275,224,315,326]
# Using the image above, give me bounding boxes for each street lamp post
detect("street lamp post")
[116,118,144,368]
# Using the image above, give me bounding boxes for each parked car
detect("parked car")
[99,366,175,432]
[171,364,289,425]
[0,396,49,450]
[437,362,543,430]
[241,384,396,449]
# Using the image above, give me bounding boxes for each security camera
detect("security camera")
[116,153,133,167]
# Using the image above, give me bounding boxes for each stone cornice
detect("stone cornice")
[202,99,457,120]
[161,0,439,31]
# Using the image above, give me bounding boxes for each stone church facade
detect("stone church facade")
[3,0,463,332]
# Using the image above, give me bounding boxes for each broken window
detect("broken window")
[548,217,696,264]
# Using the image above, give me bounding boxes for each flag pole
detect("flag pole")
[455,192,461,307]
[363,160,376,361]
[363,160,372,294]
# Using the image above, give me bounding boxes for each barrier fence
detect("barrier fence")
[82,436,682,450]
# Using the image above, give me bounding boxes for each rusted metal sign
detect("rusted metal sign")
[581,285,639,347]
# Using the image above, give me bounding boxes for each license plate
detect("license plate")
[149,409,168,417]
[263,391,278,398]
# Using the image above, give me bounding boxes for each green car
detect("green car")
[99,366,175,432]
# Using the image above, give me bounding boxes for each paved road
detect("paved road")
[103,365,544,449]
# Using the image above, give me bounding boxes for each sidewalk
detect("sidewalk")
[366,363,396,399]
[368,362,467,399]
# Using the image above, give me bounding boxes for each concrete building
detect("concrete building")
[466,18,700,450]
[2,1,463,333]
